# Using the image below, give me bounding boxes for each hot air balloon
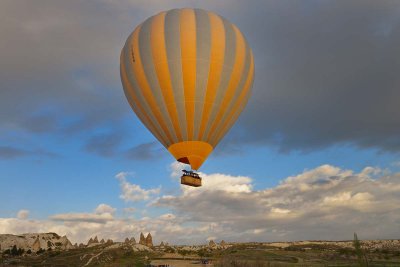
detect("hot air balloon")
[120,8,254,187]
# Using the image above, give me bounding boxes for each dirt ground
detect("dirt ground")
[150,259,213,267]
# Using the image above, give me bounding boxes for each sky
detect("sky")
[1,0,400,245]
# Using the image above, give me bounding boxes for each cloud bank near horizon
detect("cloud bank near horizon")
[1,163,399,244]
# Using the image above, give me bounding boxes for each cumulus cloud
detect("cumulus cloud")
[50,213,114,223]
[16,210,29,220]
[154,164,400,242]
[50,204,115,223]
[115,172,160,202]
[2,166,400,244]
[94,204,116,215]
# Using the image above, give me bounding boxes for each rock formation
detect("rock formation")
[106,239,113,245]
[160,241,165,246]
[220,240,226,246]
[78,243,85,248]
[100,239,105,244]
[209,240,216,247]
[130,237,136,244]
[145,233,153,247]
[32,236,41,251]
[86,236,101,247]
[0,233,74,253]
[125,237,130,243]
[139,233,146,246]
[87,237,94,246]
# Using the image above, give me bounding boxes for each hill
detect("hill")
[0,233,73,254]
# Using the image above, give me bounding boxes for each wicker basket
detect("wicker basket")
[181,175,202,187]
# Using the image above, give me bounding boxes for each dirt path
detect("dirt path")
[83,251,103,266]
[151,259,213,267]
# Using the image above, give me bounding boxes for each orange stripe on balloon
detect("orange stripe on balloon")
[197,12,225,140]
[120,54,169,147]
[150,12,183,141]
[211,51,254,146]
[131,24,174,145]
[180,9,196,140]
[206,25,247,141]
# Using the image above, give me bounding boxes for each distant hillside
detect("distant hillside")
[0,233,73,253]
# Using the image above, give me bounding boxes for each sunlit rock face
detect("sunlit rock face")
[0,233,73,252]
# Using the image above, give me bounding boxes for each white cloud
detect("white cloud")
[95,204,116,215]
[170,162,187,180]
[170,161,253,194]
[2,165,400,245]
[50,204,115,223]
[271,208,291,214]
[50,213,114,223]
[115,172,160,202]
[154,164,400,242]
[158,213,176,221]
[16,209,29,220]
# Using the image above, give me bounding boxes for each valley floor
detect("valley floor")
[1,241,400,266]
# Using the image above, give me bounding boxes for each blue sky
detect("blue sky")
[1,0,400,244]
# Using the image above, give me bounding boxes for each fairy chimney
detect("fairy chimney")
[139,232,146,245]
[130,237,136,244]
[125,237,130,243]
[209,240,216,247]
[87,237,94,246]
[145,233,153,247]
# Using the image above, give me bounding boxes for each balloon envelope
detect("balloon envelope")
[120,8,254,170]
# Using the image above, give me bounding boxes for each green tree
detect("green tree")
[11,245,18,256]
[353,233,368,267]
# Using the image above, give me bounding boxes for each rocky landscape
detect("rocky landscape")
[1,233,400,266]
[0,233,74,253]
